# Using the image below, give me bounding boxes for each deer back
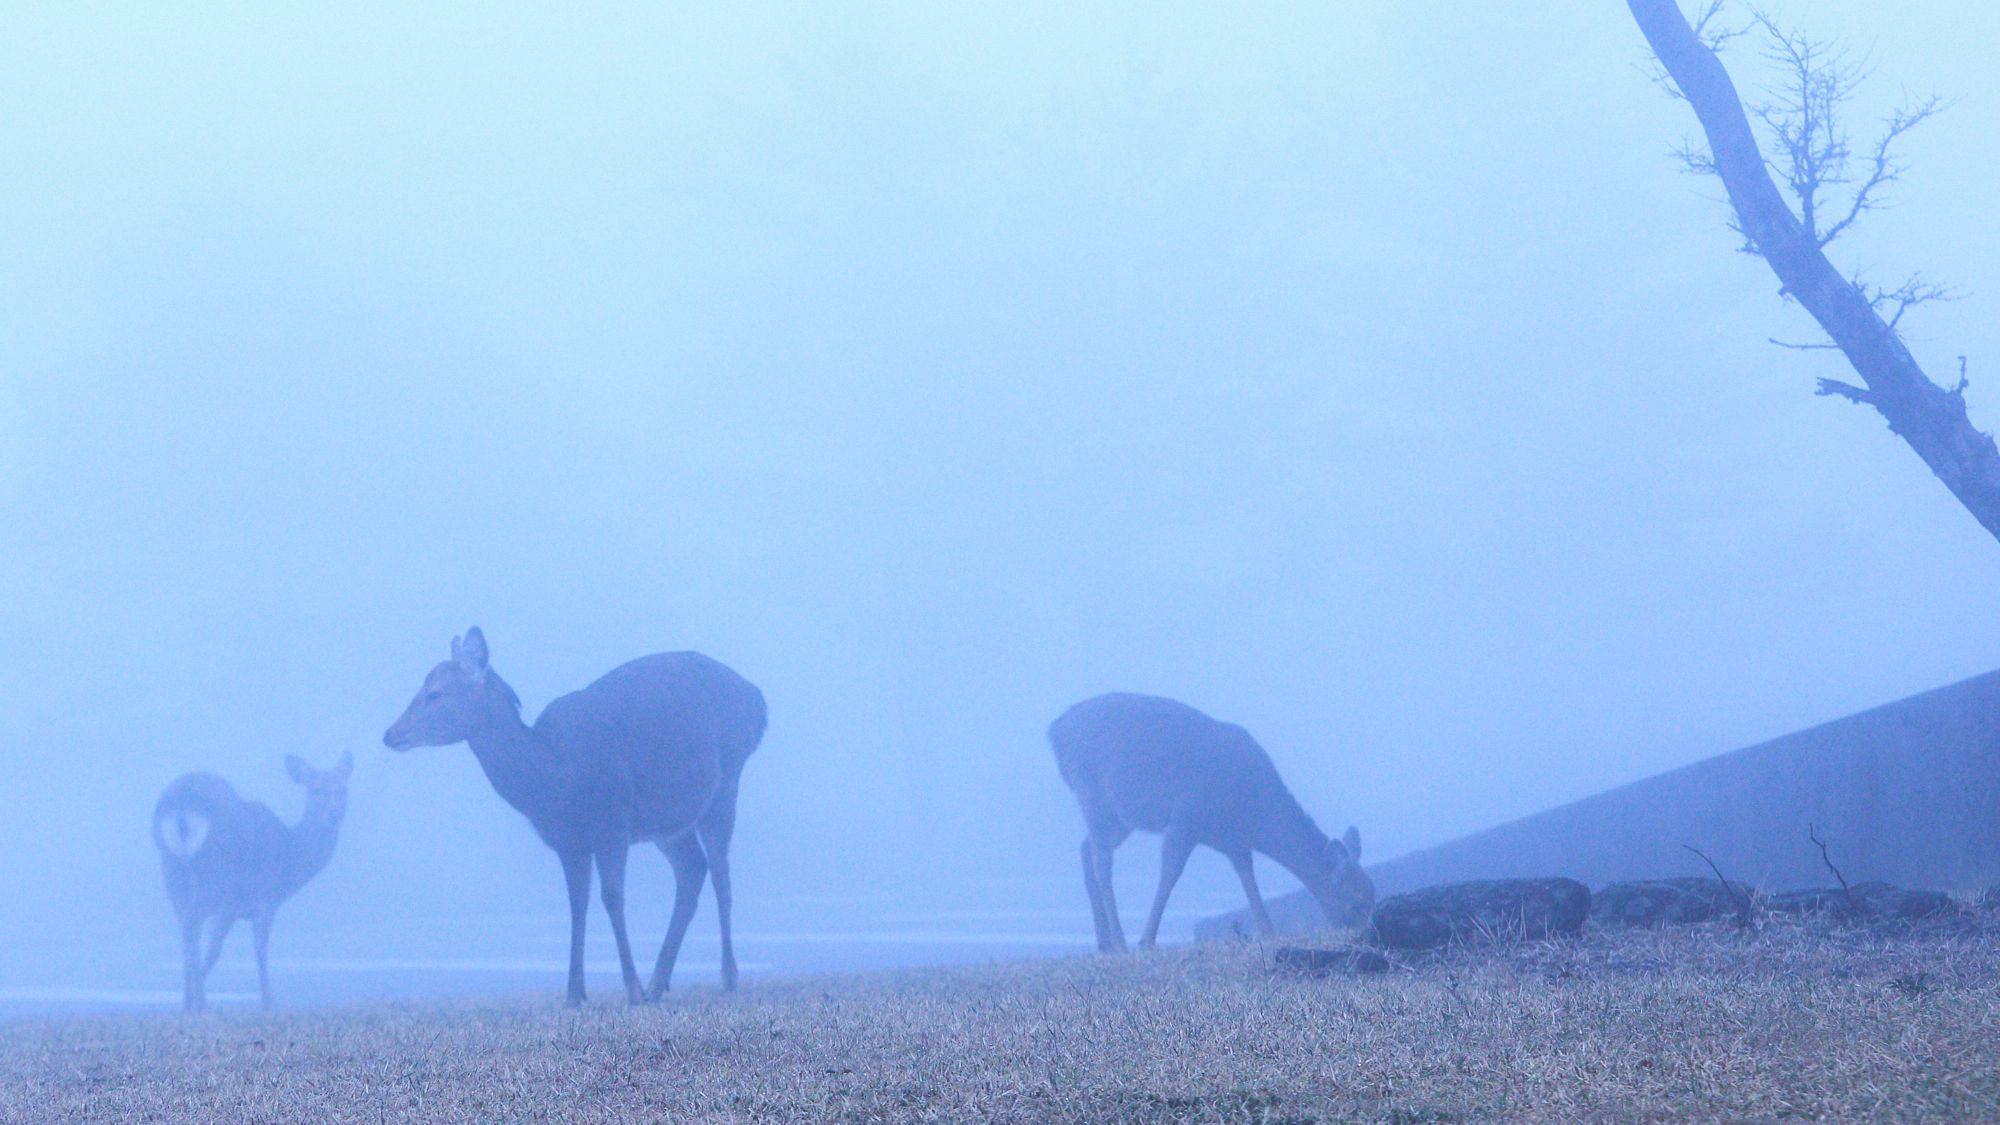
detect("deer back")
[1051,693,1324,852]
[153,773,291,919]
[532,651,767,842]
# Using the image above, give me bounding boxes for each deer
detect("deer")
[1048,692,1373,952]
[382,627,765,1006]
[152,751,354,1012]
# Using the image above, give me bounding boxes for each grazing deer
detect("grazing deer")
[383,627,765,1005]
[152,752,354,1011]
[1049,693,1373,951]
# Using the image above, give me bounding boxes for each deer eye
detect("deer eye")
[425,689,442,702]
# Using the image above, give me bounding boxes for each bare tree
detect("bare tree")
[1627,1,2000,543]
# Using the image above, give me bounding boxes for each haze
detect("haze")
[4,2,1997,1007]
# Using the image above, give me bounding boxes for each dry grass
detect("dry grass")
[7,913,2000,1122]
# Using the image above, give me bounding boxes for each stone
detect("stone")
[1369,878,1591,951]
[1894,889,1959,919]
[1591,877,1752,927]
[1764,881,1959,921]
[1765,886,1868,919]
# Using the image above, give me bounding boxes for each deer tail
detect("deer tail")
[153,807,212,858]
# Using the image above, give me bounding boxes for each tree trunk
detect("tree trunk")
[1626,0,2000,544]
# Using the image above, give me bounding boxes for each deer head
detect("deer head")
[383,627,498,751]
[287,751,355,826]
[1302,825,1375,928]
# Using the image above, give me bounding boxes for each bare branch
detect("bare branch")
[1807,823,1858,914]
[1815,94,1945,245]
[1745,11,1872,246]
[1860,274,1958,331]
[1730,13,1949,250]
[1814,378,1874,405]
[1682,844,1755,926]
[1769,336,1840,351]
[1627,0,2000,541]
[1691,0,1747,52]
[1671,137,1717,176]
[1667,139,1762,251]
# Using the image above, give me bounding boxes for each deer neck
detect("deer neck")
[462,681,563,818]
[1254,805,1330,884]
[282,804,344,897]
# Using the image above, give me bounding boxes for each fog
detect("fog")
[5,2,1998,1009]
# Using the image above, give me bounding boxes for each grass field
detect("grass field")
[7,911,2000,1122]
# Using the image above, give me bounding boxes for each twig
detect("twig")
[1775,275,1954,355]
[1865,274,1958,330]
[1683,844,1755,925]
[1807,823,1858,913]
[1690,0,1746,52]
[1815,94,1948,248]
[1684,12,1951,258]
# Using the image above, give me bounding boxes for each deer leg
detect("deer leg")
[648,834,708,1001]
[559,849,593,1007]
[252,910,275,1010]
[1079,838,1114,952]
[704,847,738,992]
[179,914,206,1013]
[1139,827,1197,950]
[1228,851,1277,937]
[648,834,708,999]
[1087,833,1129,953]
[200,916,235,977]
[595,845,646,1005]
[697,797,740,991]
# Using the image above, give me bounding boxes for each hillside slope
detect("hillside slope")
[1201,670,2000,939]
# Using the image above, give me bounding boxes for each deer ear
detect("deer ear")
[458,626,490,674]
[1324,836,1349,870]
[285,755,314,785]
[1342,825,1362,864]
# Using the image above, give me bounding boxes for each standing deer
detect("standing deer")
[1049,693,1373,951]
[382,627,765,1005]
[152,752,354,1011]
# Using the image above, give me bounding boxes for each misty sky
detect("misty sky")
[5,2,1999,964]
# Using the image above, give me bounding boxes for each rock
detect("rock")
[1891,889,1958,919]
[1369,878,1591,951]
[1850,882,1905,914]
[1764,882,1959,921]
[1765,887,1859,917]
[1273,945,1391,976]
[1591,877,1752,927]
